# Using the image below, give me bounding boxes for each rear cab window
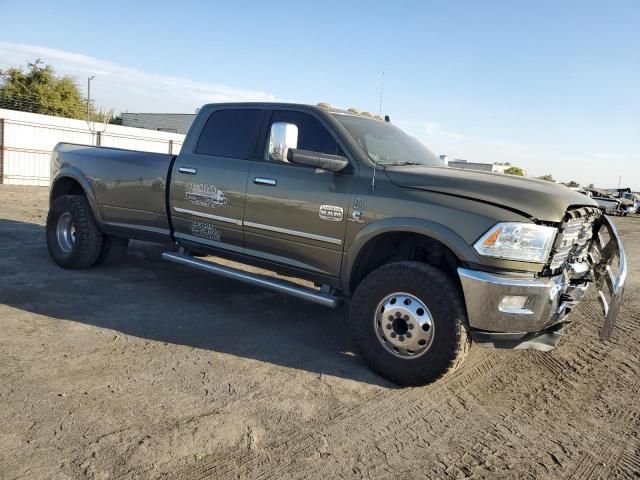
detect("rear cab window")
[195,109,263,159]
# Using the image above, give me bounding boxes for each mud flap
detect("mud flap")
[591,215,627,340]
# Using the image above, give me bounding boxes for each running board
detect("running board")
[162,251,340,308]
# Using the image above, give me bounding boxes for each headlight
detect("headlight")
[474,223,557,263]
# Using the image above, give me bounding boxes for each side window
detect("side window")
[195,109,263,159]
[265,110,344,162]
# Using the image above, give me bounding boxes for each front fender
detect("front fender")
[341,217,481,293]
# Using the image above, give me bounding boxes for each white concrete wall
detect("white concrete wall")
[0,109,185,186]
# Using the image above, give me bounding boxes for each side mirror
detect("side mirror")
[287,148,348,172]
[268,122,298,162]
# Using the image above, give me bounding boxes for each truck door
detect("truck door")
[244,109,357,278]
[169,107,265,253]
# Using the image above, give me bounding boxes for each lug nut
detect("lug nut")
[386,324,392,330]
[390,332,396,338]
[388,315,394,321]
[404,315,409,321]
[399,336,405,342]
[406,332,412,338]
[408,324,414,330]
[395,312,402,318]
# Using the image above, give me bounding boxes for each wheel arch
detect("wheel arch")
[343,218,478,295]
[50,169,103,226]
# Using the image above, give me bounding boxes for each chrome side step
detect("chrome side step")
[162,251,340,308]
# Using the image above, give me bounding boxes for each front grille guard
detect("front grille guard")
[590,215,627,340]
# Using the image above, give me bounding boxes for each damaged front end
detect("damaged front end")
[459,208,627,350]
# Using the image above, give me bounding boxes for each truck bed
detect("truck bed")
[52,143,176,242]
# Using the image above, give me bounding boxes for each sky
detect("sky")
[1,0,639,189]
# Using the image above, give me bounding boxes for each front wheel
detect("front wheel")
[46,195,103,269]
[349,261,470,386]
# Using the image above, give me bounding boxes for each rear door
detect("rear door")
[169,107,265,253]
[244,108,357,278]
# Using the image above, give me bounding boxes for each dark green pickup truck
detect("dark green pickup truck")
[46,102,626,386]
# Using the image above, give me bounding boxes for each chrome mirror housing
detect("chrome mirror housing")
[268,122,298,162]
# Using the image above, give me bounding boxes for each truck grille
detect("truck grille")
[548,207,601,272]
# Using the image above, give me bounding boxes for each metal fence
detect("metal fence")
[0,109,184,186]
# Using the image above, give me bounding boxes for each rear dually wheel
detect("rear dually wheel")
[46,195,103,269]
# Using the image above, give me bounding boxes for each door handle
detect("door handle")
[179,167,197,175]
[254,177,277,186]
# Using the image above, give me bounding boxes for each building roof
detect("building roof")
[447,160,493,172]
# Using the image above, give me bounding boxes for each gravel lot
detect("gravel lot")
[0,185,638,480]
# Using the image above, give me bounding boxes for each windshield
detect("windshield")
[333,113,444,167]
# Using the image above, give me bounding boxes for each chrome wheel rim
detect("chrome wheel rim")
[374,292,434,359]
[56,212,76,253]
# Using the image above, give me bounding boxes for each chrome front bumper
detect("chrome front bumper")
[458,215,626,350]
[458,268,587,333]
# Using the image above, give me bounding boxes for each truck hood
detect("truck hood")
[385,166,598,223]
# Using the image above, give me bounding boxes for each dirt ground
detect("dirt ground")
[0,185,638,480]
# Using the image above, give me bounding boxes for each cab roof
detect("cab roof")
[199,102,387,122]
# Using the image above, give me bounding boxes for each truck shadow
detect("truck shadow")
[0,218,395,388]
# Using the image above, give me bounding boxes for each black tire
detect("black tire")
[46,195,103,269]
[349,261,470,386]
[94,235,129,266]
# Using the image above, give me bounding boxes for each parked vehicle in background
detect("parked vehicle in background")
[45,102,627,386]
[613,190,639,215]
[587,188,626,216]
[606,188,639,215]
[622,193,640,214]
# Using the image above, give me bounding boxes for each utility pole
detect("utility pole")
[85,76,112,146]
[87,75,95,121]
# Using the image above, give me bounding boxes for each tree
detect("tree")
[564,180,580,188]
[536,174,556,182]
[504,166,525,176]
[0,59,89,119]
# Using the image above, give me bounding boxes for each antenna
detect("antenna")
[371,71,384,192]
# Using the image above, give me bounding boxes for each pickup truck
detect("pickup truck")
[46,102,627,386]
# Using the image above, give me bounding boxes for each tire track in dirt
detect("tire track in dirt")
[567,380,639,479]
[53,289,640,480]
[557,299,640,479]
[614,448,640,479]
[188,303,633,480]
[248,300,639,480]
[169,350,500,479]
[316,352,605,478]
[246,353,571,479]
[225,353,498,479]
[428,314,637,475]
[70,356,338,479]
